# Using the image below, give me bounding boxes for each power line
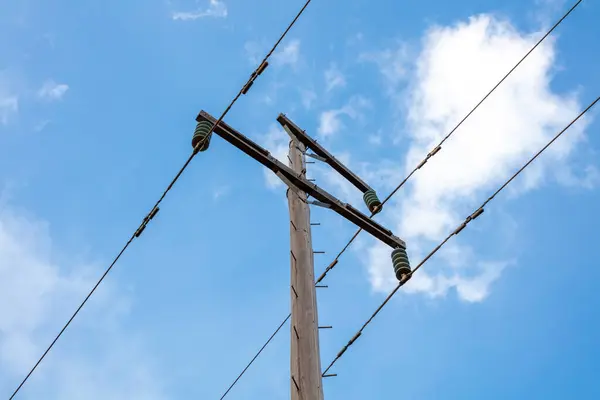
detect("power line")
[7,1,313,398]
[215,1,582,396]
[219,315,291,400]
[321,94,600,377]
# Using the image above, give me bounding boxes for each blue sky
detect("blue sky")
[1,0,599,398]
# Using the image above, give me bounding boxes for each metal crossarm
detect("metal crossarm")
[276,114,374,193]
[196,110,406,249]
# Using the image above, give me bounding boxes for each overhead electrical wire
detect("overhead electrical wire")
[321,94,600,377]
[7,1,314,399]
[219,315,291,400]
[215,1,583,397]
[315,0,583,285]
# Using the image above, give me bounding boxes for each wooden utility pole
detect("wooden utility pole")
[195,110,407,399]
[287,137,324,400]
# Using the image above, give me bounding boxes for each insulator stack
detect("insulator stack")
[363,189,382,214]
[391,247,411,281]
[192,121,213,152]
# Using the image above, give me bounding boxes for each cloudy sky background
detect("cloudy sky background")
[1,0,599,398]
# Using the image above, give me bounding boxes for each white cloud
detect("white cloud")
[213,185,231,200]
[368,131,383,146]
[360,43,410,90]
[300,89,317,110]
[318,111,342,137]
[0,73,19,125]
[317,95,371,138]
[172,0,227,21]
[0,96,18,125]
[0,203,165,398]
[34,119,51,132]
[364,14,591,302]
[532,0,568,26]
[347,32,364,46]
[244,40,265,65]
[324,63,346,92]
[272,39,301,68]
[37,80,69,101]
[555,165,600,190]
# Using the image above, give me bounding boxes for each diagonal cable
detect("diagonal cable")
[7,1,314,399]
[321,94,600,376]
[219,315,291,400]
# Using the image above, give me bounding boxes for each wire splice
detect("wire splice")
[148,206,160,220]
[257,60,269,75]
[242,60,270,95]
[134,224,146,238]
[241,79,255,95]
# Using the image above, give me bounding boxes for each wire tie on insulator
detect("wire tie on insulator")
[336,346,348,358]
[371,204,381,214]
[399,273,411,285]
[192,140,204,154]
[192,137,208,154]
[417,159,427,169]
[429,145,442,157]
[256,60,269,75]
[453,222,467,235]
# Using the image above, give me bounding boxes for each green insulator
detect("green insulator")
[363,189,382,214]
[391,247,411,281]
[192,121,212,152]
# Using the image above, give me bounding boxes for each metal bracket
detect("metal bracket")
[308,200,331,209]
[307,153,327,162]
[278,114,375,194]
[196,110,406,249]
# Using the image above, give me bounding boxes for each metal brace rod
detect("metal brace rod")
[307,153,327,162]
[308,200,331,209]
[278,114,374,194]
[196,110,406,249]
